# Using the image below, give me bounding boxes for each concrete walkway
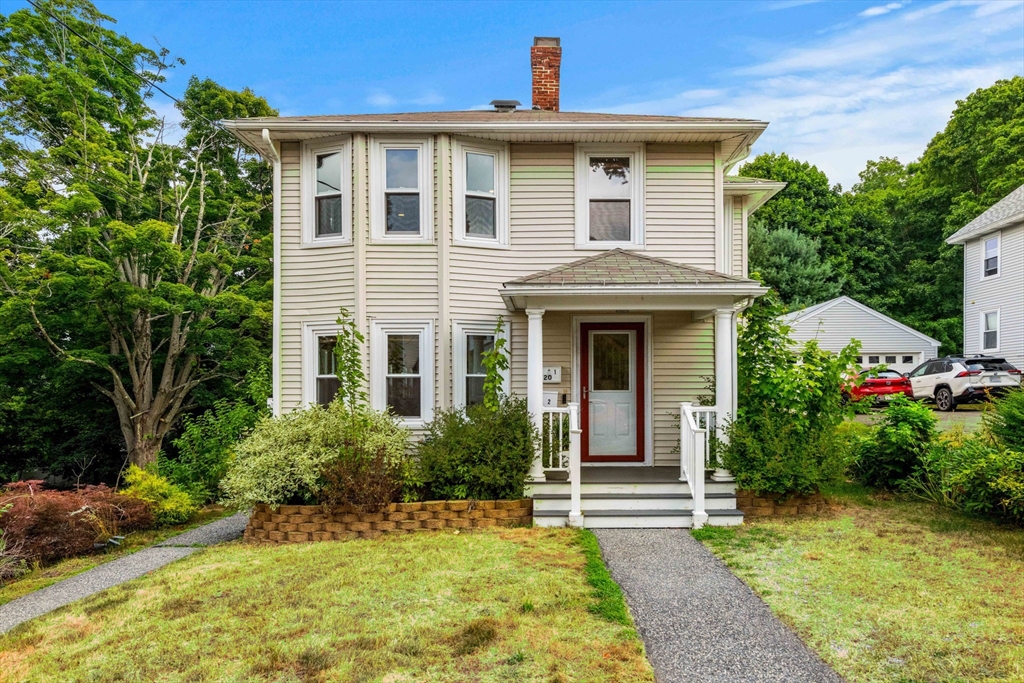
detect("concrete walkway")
[595,529,844,683]
[0,511,249,634]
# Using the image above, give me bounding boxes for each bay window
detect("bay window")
[301,138,352,245]
[371,320,433,424]
[454,140,508,246]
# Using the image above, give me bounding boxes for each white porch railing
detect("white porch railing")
[680,402,717,529]
[540,404,583,527]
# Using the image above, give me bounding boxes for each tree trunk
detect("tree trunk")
[129,438,162,470]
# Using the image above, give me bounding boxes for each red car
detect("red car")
[844,370,913,404]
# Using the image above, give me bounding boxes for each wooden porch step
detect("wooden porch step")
[533,508,744,529]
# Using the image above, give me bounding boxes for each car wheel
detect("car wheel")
[935,387,955,412]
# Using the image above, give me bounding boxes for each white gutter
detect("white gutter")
[262,128,282,417]
[224,119,768,136]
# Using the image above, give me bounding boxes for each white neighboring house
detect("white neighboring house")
[780,296,941,374]
[945,183,1024,370]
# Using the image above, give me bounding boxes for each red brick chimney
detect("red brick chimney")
[531,37,561,112]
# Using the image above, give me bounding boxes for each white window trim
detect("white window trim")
[369,136,434,244]
[981,309,1000,352]
[301,137,352,247]
[302,321,347,407]
[981,232,1000,280]
[453,139,509,249]
[452,320,510,408]
[574,143,645,250]
[370,319,434,426]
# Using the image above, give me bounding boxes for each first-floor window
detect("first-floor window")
[453,320,509,408]
[902,355,914,364]
[371,320,433,424]
[868,355,880,365]
[885,355,897,364]
[316,336,340,406]
[983,311,999,350]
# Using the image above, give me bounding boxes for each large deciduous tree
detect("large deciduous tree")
[0,0,276,470]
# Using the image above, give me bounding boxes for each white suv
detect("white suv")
[907,356,1021,412]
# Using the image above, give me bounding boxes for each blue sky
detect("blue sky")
[7,0,1024,188]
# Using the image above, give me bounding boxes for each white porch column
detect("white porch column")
[713,308,736,482]
[526,308,546,481]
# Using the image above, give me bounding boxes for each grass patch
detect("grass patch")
[575,528,635,630]
[0,505,234,607]
[0,527,653,682]
[695,491,1024,682]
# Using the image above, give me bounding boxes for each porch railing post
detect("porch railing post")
[567,402,583,528]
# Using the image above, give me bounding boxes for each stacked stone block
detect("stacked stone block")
[243,499,534,543]
[736,489,826,517]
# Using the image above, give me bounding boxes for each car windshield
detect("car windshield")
[863,370,903,379]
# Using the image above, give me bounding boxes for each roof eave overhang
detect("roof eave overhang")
[500,284,770,312]
[724,181,787,213]
[945,214,1024,245]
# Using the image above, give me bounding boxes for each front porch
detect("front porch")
[501,250,767,529]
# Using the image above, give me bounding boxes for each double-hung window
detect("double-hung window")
[453,321,509,407]
[983,235,999,277]
[301,138,352,245]
[575,144,644,248]
[370,137,433,242]
[454,140,508,247]
[303,322,345,406]
[371,320,434,425]
[983,311,999,351]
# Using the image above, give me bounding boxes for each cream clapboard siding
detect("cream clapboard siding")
[278,141,355,411]
[280,138,725,461]
[787,299,939,373]
[732,197,746,277]
[963,223,1024,368]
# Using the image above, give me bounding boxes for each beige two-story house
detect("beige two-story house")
[225,38,783,528]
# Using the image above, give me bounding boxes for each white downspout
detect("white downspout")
[262,128,282,417]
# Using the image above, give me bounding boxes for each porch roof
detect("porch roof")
[501,250,767,311]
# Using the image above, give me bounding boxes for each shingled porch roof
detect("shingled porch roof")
[504,249,756,287]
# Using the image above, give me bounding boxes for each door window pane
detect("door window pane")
[386,194,420,233]
[385,149,419,190]
[466,196,496,236]
[592,333,631,391]
[466,153,495,194]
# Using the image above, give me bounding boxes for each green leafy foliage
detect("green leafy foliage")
[417,396,537,501]
[121,466,197,526]
[984,388,1024,452]
[748,224,841,309]
[907,427,1024,524]
[721,290,860,495]
[854,396,938,489]
[220,403,409,509]
[481,316,509,413]
[332,308,368,412]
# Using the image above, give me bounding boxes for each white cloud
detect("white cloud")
[860,2,903,17]
[765,0,823,10]
[367,90,445,108]
[600,0,1023,189]
[366,91,398,107]
[412,92,444,106]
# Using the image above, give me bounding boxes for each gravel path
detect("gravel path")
[595,529,843,683]
[0,511,249,635]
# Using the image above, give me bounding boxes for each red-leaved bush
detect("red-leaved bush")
[0,481,154,565]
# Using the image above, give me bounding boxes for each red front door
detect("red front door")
[580,323,645,462]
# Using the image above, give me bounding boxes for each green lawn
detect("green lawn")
[695,485,1024,683]
[0,527,653,683]
[0,506,235,608]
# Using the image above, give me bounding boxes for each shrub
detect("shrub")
[906,427,1024,523]
[220,402,410,509]
[0,481,153,565]
[417,396,536,501]
[122,466,198,526]
[985,388,1024,452]
[163,364,271,504]
[855,396,937,489]
[721,289,860,496]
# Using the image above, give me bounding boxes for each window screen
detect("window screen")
[588,157,631,242]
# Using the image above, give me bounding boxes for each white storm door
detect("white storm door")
[584,327,641,460]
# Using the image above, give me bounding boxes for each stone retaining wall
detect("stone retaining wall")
[736,489,825,518]
[243,499,533,543]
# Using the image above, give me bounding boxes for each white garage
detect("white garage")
[780,296,942,374]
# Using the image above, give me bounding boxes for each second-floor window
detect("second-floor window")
[983,235,999,277]
[575,144,645,248]
[454,140,509,247]
[301,138,352,245]
[370,137,433,242]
